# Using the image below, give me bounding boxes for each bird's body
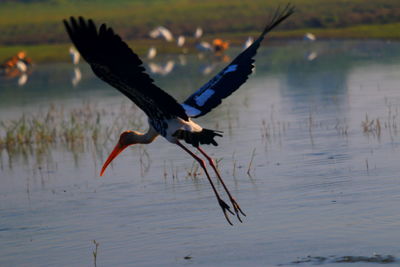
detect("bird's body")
[177,35,186,47]
[63,5,294,225]
[194,27,203,39]
[163,118,200,142]
[304,32,316,41]
[16,60,28,73]
[130,117,207,145]
[195,41,213,52]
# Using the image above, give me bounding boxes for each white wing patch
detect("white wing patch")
[224,64,238,74]
[181,104,201,117]
[195,89,215,106]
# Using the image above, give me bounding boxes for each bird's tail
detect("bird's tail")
[173,128,223,147]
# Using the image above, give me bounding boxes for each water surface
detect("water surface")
[1,40,400,266]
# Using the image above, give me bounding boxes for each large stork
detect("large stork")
[63,5,294,225]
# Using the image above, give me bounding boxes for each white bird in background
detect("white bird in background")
[72,67,82,86]
[149,26,174,42]
[194,27,203,39]
[177,35,186,47]
[16,60,28,86]
[243,37,254,50]
[303,32,316,41]
[305,51,318,61]
[148,60,175,76]
[147,46,157,59]
[195,41,213,52]
[16,60,28,73]
[69,46,80,65]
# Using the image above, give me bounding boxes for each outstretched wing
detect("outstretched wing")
[63,17,188,121]
[182,4,294,118]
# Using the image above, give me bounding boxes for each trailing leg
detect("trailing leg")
[197,146,246,222]
[176,141,234,225]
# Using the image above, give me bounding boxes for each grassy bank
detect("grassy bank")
[0,0,399,63]
[1,22,399,64]
[1,0,399,44]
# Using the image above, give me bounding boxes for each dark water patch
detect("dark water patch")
[334,255,396,264]
[286,254,397,265]
[0,226,33,232]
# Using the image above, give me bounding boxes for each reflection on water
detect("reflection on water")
[1,40,400,266]
[71,67,82,87]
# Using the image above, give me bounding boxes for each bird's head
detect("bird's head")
[100,131,140,176]
[17,51,26,59]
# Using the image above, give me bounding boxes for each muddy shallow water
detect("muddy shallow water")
[1,40,400,266]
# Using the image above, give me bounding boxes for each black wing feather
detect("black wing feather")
[63,17,188,121]
[182,4,294,118]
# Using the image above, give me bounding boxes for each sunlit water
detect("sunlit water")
[1,40,400,266]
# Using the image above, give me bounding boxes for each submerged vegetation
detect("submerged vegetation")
[0,102,145,166]
[1,98,399,173]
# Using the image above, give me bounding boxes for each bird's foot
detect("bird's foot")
[218,198,234,225]
[230,197,246,223]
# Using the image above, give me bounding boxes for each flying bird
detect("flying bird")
[149,26,174,42]
[63,5,294,225]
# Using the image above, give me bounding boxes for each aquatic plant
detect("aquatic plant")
[92,240,100,267]
[362,114,381,137]
[0,102,145,164]
[247,147,256,176]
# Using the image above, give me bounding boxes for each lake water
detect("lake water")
[1,40,400,266]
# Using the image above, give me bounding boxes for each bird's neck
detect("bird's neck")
[129,127,159,144]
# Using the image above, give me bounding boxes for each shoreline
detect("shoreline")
[1,31,399,64]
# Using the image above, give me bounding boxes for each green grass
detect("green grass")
[277,23,400,39]
[1,0,400,44]
[1,22,399,63]
[0,44,71,63]
[0,0,399,63]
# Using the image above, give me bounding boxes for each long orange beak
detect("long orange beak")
[100,142,129,176]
